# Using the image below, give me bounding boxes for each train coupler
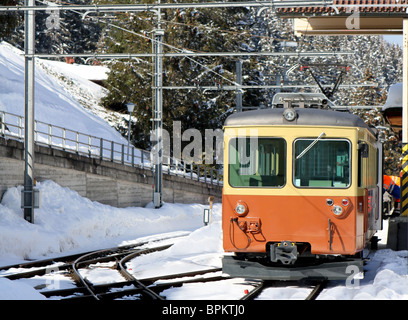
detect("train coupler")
[269,241,298,265]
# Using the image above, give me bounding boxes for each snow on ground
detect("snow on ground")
[0,180,207,265]
[0,180,211,299]
[0,41,406,300]
[37,56,126,128]
[0,180,407,300]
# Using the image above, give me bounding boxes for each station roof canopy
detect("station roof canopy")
[275,0,408,35]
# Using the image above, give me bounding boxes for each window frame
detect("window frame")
[292,138,352,189]
[228,136,287,189]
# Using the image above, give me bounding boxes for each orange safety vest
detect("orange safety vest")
[383,175,400,200]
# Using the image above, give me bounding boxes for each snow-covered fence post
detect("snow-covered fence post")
[0,111,5,136]
[18,116,23,138]
[62,128,66,150]
[100,138,103,160]
[34,120,37,142]
[88,135,92,157]
[75,132,79,153]
[121,144,125,164]
[48,124,52,146]
[131,147,135,167]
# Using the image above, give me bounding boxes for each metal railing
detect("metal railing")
[0,110,223,186]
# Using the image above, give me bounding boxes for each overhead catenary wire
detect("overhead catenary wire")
[32,0,360,91]
[35,0,245,87]
[0,1,338,13]
[21,1,377,94]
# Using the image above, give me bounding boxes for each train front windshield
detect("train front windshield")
[294,139,351,188]
[228,137,350,189]
[228,137,286,188]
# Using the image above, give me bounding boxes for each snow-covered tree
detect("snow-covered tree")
[0,0,20,40]
[100,1,253,149]
[5,0,102,60]
[3,4,403,170]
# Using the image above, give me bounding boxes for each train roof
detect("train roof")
[224,108,374,133]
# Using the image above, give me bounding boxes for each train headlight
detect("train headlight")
[333,205,343,216]
[234,201,249,216]
[283,108,297,121]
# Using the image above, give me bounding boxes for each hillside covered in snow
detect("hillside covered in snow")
[0,41,128,144]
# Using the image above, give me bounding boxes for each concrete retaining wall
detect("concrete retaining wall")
[0,137,222,207]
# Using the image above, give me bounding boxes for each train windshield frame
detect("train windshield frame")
[293,138,351,188]
[228,137,286,188]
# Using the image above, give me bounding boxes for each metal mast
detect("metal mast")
[152,3,164,208]
[236,60,242,112]
[23,0,35,223]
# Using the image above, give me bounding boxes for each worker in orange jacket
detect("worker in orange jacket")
[383,175,400,201]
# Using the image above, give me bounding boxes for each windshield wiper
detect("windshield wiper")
[296,132,326,160]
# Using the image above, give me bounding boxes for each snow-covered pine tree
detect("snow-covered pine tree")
[3,3,402,169]
[100,0,254,149]
[0,0,20,40]
[5,0,102,60]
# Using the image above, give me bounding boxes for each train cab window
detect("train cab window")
[293,139,350,188]
[228,137,286,187]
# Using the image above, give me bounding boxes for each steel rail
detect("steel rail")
[305,280,328,300]
[41,267,225,299]
[117,244,174,300]
[71,248,122,300]
[0,234,187,300]
[238,279,329,301]
[240,280,265,300]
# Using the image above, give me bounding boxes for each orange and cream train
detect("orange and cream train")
[222,107,383,280]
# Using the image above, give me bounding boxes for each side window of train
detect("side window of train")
[358,142,369,187]
[228,137,286,187]
[359,142,369,158]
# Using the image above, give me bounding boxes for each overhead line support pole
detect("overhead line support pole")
[236,60,242,112]
[23,0,35,223]
[152,5,163,209]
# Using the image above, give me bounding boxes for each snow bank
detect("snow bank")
[0,180,207,265]
[317,250,408,300]
[0,180,407,300]
[126,219,224,280]
[0,278,46,300]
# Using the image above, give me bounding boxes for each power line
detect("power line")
[28,51,354,59]
[155,84,378,90]
[0,1,334,12]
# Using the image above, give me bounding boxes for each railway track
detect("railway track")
[0,237,328,301]
[0,235,186,300]
[240,279,327,300]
